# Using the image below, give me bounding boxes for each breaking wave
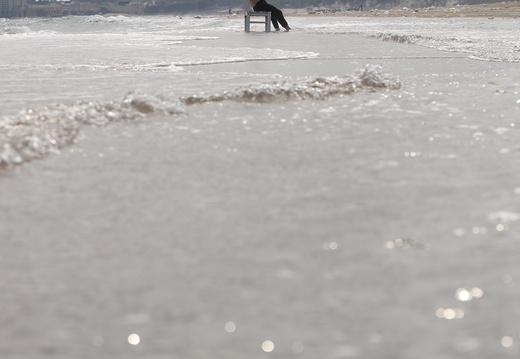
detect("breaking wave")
[373,33,423,44]
[371,31,520,62]
[0,65,401,168]
[0,26,32,35]
[80,15,139,24]
[182,65,401,104]
[305,20,520,63]
[0,93,184,167]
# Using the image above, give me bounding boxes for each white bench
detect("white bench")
[244,0,271,32]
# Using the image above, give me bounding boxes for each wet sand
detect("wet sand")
[290,1,520,18]
[2,13,520,359]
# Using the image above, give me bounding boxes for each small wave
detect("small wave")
[0,65,400,168]
[181,65,401,105]
[173,48,319,67]
[80,15,136,24]
[0,26,31,35]
[372,31,520,62]
[0,93,184,167]
[373,33,419,44]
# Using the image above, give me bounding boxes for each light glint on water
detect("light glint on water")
[455,287,483,301]
[384,237,426,250]
[128,334,140,345]
[436,308,464,320]
[470,287,483,298]
[456,288,471,302]
[453,228,465,237]
[323,242,338,250]
[262,340,274,352]
[496,223,506,232]
[471,227,487,235]
[224,321,236,333]
[501,336,513,348]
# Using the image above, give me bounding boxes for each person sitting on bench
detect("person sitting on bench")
[249,0,291,31]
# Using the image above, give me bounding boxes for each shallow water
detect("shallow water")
[1,14,520,359]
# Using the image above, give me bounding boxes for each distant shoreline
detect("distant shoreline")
[286,1,520,18]
[15,1,520,19]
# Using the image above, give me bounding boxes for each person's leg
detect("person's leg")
[253,0,290,30]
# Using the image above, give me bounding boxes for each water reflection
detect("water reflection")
[471,227,487,235]
[455,287,483,301]
[384,238,428,250]
[404,151,422,157]
[503,274,513,284]
[496,223,507,232]
[323,242,338,250]
[262,340,274,352]
[92,336,104,347]
[292,341,304,353]
[436,308,464,320]
[128,333,140,345]
[453,220,513,237]
[501,336,513,348]
[224,321,236,333]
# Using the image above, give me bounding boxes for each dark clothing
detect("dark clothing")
[253,0,289,30]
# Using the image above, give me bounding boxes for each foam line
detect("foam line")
[0,65,400,168]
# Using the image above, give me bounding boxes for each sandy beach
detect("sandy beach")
[290,1,520,18]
